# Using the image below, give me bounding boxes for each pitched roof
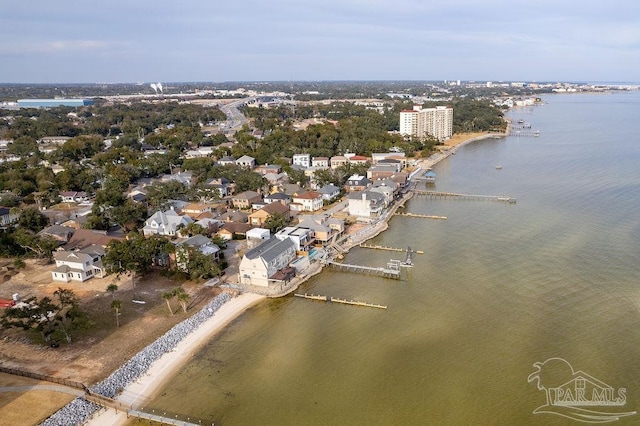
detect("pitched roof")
[244,237,295,263]
[64,229,125,250]
[261,201,290,215]
[293,191,322,200]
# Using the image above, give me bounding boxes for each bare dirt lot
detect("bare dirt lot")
[0,258,222,424]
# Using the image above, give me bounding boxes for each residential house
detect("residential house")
[231,191,262,210]
[371,152,406,164]
[181,202,213,220]
[52,245,106,282]
[292,153,311,169]
[347,191,386,218]
[239,237,297,287]
[160,171,193,187]
[37,225,75,246]
[264,192,291,206]
[142,209,194,237]
[246,227,270,249]
[367,164,399,181]
[369,180,397,205]
[63,228,125,250]
[206,177,234,197]
[297,215,345,246]
[275,226,314,252]
[217,221,253,241]
[236,155,256,169]
[217,156,236,166]
[311,157,329,168]
[317,184,341,202]
[291,191,323,212]
[219,210,249,223]
[60,191,89,204]
[329,155,348,169]
[348,155,370,166]
[255,164,282,175]
[376,158,403,172]
[345,174,371,192]
[0,207,19,227]
[248,201,290,227]
[174,235,221,271]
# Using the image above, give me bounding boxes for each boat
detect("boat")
[495,165,502,170]
[534,130,540,137]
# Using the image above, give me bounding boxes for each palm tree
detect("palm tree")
[106,284,118,300]
[162,290,175,315]
[111,299,122,328]
[174,287,190,313]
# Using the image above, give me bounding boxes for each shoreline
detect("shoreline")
[85,292,265,425]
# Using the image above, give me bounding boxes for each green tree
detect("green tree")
[174,287,190,313]
[111,299,122,328]
[18,207,49,233]
[106,284,118,300]
[264,212,289,233]
[162,290,175,315]
[12,229,59,262]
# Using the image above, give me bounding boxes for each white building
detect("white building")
[292,153,311,169]
[142,210,193,237]
[399,106,453,141]
[239,237,297,287]
[52,245,106,282]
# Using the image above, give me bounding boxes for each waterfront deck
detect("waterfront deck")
[325,260,401,280]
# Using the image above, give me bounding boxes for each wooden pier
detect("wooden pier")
[326,260,401,280]
[330,297,387,309]
[395,212,448,220]
[359,243,424,254]
[413,190,516,203]
[294,293,328,301]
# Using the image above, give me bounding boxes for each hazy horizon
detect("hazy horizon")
[2,1,639,84]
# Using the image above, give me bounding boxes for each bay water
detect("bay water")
[147,92,640,425]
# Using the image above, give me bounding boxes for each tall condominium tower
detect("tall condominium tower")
[399,105,453,141]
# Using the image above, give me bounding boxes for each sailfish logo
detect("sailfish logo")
[528,358,636,423]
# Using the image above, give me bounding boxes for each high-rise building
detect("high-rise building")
[399,106,453,141]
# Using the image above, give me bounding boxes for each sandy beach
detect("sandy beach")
[85,292,265,425]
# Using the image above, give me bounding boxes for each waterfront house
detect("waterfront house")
[246,227,270,249]
[317,184,341,202]
[347,191,385,218]
[275,226,314,252]
[297,215,345,246]
[239,237,297,287]
[52,245,106,282]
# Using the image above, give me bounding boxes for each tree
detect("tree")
[184,249,221,281]
[12,229,59,262]
[1,288,88,345]
[179,222,206,238]
[18,207,49,233]
[162,290,175,315]
[106,284,118,300]
[264,212,289,233]
[174,287,190,313]
[111,299,122,328]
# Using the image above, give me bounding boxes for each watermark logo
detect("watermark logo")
[528,358,635,423]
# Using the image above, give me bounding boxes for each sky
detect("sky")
[1,0,639,84]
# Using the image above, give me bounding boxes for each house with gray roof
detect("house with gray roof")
[347,191,386,218]
[239,237,297,287]
[142,209,193,237]
[174,234,221,271]
[52,245,106,282]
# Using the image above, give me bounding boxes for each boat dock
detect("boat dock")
[413,190,516,203]
[395,212,448,220]
[326,260,401,280]
[359,243,424,254]
[294,294,387,309]
[294,293,328,302]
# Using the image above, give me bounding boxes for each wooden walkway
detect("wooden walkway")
[326,260,401,279]
[294,293,387,310]
[413,190,516,203]
[395,212,447,220]
[359,244,424,254]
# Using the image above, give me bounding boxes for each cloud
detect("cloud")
[0,40,114,55]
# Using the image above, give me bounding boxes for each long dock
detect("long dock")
[294,293,328,301]
[395,212,447,220]
[326,260,401,280]
[413,190,516,203]
[330,297,387,309]
[359,243,424,254]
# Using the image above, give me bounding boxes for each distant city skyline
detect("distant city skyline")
[1,1,639,84]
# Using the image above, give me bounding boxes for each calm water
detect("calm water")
[148,92,640,425]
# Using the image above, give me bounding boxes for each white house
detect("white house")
[246,227,270,249]
[275,226,314,252]
[142,210,194,237]
[0,207,19,227]
[347,191,386,218]
[292,153,311,169]
[236,155,256,169]
[239,237,297,287]
[291,191,323,212]
[317,184,340,201]
[52,245,106,282]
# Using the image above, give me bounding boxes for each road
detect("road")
[219,97,255,132]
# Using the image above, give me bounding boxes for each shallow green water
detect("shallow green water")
[147,92,640,425]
